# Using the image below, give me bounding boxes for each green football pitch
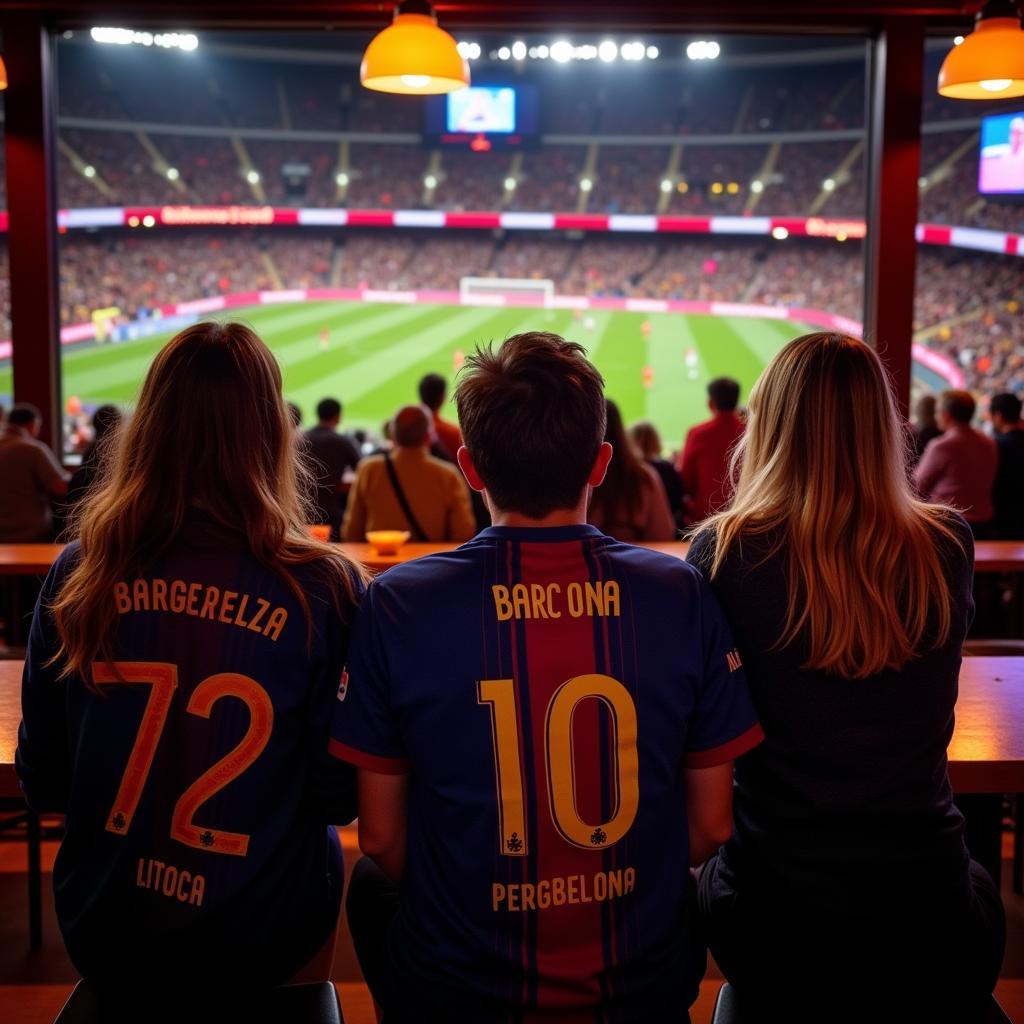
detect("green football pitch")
[0,300,812,451]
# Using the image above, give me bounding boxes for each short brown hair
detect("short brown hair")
[455,332,606,518]
[941,389,976,425]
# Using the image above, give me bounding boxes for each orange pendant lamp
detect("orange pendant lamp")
[0,56,7,91]
[938,0,1024,100]
[361,0,470,95]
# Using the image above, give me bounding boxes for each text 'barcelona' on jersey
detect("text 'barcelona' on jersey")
[330,524,762,1019]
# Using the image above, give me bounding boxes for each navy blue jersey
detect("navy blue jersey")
[17,514,361,985]
[330,525,761,1021]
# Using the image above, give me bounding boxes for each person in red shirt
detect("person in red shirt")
[677,377,745,525]
[418,372,463,461]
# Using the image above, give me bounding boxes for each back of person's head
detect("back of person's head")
[418,373,447,412]
[941,389,976,425]
[629,421,662,461]
[991,392,1022,426]
[455,332,606,518]
[591,399,649,527]
[52,321,365,681]
[698,331,962,679]
[8,403,41,429]
[287,401,303,428]
[708,377,740,413]
[316,397,342,424]
[392,405,430,448]
[91,404,122,442]
[914,394,937,426]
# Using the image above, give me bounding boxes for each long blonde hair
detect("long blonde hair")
[696,332,961,678]
[53,321,368,681]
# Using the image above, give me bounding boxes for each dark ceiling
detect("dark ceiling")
[0,0,988,32]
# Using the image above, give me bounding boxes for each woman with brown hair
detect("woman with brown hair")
[589,399,676,541]
[687,333,1004,1020]
[17,322,366,1000]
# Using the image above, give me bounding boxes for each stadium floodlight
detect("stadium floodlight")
[687,40,720,61]
[750,179,764,194]
[771,226,789,240]
[424,174,438,189]
[598,40,618,62]
[142,215,156,227]
[954,35,965,45]
[576,45,597,60]
[677,181,689,193]
[660,178,673,193]
[536,44,550,59]
[91,27,199,51]
[621,41,646,61]
[83,165,97,178]
[646,45,659,59]
[457,41,481,60]
[504,176,517,190]
[336,171,350,186]
[511,41,527,61]
[727,181,740,194]
[579,177,593,192]
[710,181,723,195]
[497,46,511,60]
[822,177,836,191]
[550,40,574,63]
[166,167,180,180]
[246,169,260,184]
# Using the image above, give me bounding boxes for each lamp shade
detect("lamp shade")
[361,4,469,95]
[0,57,7,91]
[938,16,1024,100]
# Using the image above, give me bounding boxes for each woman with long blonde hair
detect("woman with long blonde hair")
[687,333,1004,1019]
[17,322,367,1001]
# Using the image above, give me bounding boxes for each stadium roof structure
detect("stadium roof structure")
[0,0,993,447]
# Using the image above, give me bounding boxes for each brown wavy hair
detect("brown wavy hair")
[695,332,962,678]
[52,321,367,680]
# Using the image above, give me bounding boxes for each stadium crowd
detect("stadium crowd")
[5,229,1014,398]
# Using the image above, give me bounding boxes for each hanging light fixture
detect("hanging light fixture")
[938,0,1024,100]
[361,0,469,95]
[0,57,8,91]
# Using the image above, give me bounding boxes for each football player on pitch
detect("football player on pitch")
[331,331,762,1022]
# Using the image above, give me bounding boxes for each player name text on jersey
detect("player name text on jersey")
[491,580,621,621]
[114,578,288,641]
[492,867,637,912]
[135,857,206,907]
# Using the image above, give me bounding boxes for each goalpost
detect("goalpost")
[459,277,556,308]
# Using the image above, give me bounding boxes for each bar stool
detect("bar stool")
[52,979,344,1024]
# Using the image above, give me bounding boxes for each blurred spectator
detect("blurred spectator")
[65,404,122,512]
[304,397,361,539]
[677,377,744,525]
[418,373,463,461]
[589,400,675,541]
[287,402,303,428]
[990,392,1024,540]
[0,404,70,542]
[912,394,942,462]
[630,420,685,528]
[913,390,998,537]
[342,405,474,542]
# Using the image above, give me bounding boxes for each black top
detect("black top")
[994,428,1024,540]
[686,514,974,918]
[303,426,360,530]
[648,456,684,526]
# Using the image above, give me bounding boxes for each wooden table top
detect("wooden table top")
[2,657,1022,798]
[2,539,1023,575]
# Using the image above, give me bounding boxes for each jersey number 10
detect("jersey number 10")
[478,673,639,857]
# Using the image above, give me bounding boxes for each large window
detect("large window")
[55,29,870,453]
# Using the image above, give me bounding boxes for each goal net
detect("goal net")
[459,277,556,308]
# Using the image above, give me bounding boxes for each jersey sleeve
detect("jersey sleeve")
[683,570,763,768]
[328,581,409,774]
[305,571,365,824]
[16,550,77,813]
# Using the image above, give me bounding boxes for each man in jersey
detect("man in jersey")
[331,332,762,1022]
